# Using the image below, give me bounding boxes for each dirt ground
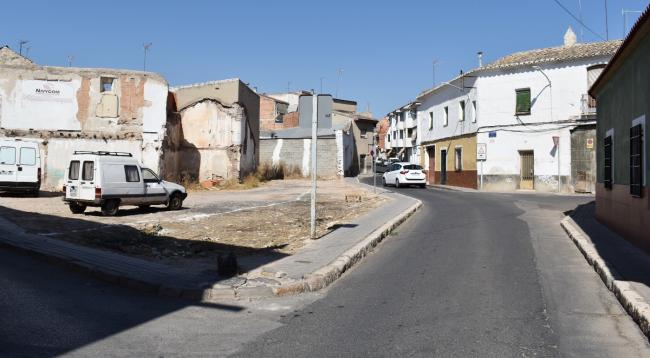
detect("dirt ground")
[0,179,386,269]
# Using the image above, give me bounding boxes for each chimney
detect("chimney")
[477,51,483,67]
[564,27,577,47]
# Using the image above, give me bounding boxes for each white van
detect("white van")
[0,139,41,196]
[63,151,187,216]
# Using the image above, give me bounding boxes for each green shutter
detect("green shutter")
[516,88,531,115]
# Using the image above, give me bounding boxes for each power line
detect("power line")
[551,0,606,41]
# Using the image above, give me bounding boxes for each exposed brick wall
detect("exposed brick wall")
[434,170,478,189]
[376,118,389,150]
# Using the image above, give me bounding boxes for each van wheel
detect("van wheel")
[101,199,120,216]
[69,202,86,214]
[167,193,183,211]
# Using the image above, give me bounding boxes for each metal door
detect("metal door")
[0,145,17,185]
[519,150,534,190]
[440,149,447,185]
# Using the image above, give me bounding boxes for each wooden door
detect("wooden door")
[519,151,534,190]
[440,149,447,185]
[427,146,435,184]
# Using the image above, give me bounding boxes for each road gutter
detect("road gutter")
[561,216,650,338]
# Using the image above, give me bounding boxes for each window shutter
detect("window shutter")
[516,89,531,115]
[630,124,643,197]
[604,136,612,189]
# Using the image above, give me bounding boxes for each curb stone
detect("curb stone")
[560,216,650,338]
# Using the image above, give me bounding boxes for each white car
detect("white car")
[382,162,427,188]
[63,151,187,216]
[0,138,41,196]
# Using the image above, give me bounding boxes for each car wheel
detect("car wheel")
[167,193,183,211]
[69,202,86,214]
[395,179,400,188]
[420,184,426,188]
[101,199,120,216]
[382,177,387,187]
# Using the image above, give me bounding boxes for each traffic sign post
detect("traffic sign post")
[477,143,487,190]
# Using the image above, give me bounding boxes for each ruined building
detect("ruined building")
[163,79,260,183]
[0,46,168,189]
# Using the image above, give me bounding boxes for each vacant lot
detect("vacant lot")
[0,179,386,271]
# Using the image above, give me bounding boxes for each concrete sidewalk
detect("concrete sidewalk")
[0,184,421,302]
[561,201,650,338]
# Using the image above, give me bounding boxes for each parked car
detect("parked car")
[0,138,41,196]
[382,162,426,188]
[375,157,401,173]
[63,151,187,216]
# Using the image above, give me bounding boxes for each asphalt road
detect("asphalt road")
[1,179,649,357]
[234,178,650,357]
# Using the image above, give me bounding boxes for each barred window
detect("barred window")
[630,124,643,197]
[603,136,612,190]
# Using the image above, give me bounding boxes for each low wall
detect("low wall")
[260,138,340,177]
[596,183,650,254]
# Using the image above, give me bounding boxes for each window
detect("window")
[428,112,433,130]
[68,161,80,180]
[516,88,531,115]
[399,112,405,121]
[443,106,449,126]
[630,124,643,197]
[19,147,36,166]
[603,135,613,189]
[0,146,16,165]
[100,77,114,92]
[459,100,466,121]
[142,168,160,183]
[400,130,404,139]
[455,147,462,171]
[82,161,94,181]
[387,134,391,142]
[404,164,423,170]
[124,165,140,182]
[471,101,477,123]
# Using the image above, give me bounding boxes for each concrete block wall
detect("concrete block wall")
[259,137,340,177]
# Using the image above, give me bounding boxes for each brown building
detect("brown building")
[424,133,478,189]
[375,117,389,153]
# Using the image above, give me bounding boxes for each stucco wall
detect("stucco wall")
[163,99,252,182]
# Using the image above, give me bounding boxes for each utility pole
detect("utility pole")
[578,0,584,41]
[67,55,75,67]
[19,40,29,56]
[622,10,643,37]
[335,68,344,98]
[142,42,152,72]
[604,0,609,40]
[287,81,291,94]
[310,94,318,239]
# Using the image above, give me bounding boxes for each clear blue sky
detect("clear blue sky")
[1,1,646,117]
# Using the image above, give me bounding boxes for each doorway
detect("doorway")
[519,150,534,190]
[427,146,435,184]
[440,149,447,185]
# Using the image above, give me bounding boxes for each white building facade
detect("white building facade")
[385,101,420,164]
[416,32,620,192]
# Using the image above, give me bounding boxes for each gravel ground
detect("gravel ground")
[0,179,385,268]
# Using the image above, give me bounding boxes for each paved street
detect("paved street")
[2,179,650,357]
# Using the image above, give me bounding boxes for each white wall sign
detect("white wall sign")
[477,142,487,161]
[22,80,74,103]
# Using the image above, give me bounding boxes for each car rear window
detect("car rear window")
[69,161,80,180]
[0,146,16,165]
[19,147,36,166]
[404,165,423,170]
[82,161,94,181]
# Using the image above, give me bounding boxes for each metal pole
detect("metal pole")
[557,140,561,193]
[310,95,318,239]
[481,160,484,190]
[604,0,609,40]
[372,133,377,193]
